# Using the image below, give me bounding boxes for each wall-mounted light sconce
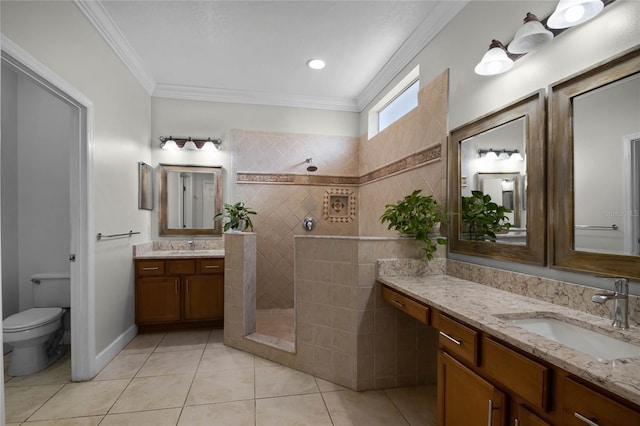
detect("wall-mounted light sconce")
[547,0,604,29]
[508,13,554,54]
[478,148,524,160]
[475,0,611,76]
[159,136,222,151]
[474,40,514,76]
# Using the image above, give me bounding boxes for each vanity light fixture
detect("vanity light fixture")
[547,0,604,29]
[508,13,554,54]
[306,58,326,70]
[474,40,514,76]
[159,136,222,151]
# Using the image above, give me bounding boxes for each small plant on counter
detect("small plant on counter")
[380,189,446,260]
[461,190,511,242]
[214,202,257,232]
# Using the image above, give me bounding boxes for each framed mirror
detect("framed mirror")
[550,46,640,280]
[159,164,223,236]
[449,90,546,265]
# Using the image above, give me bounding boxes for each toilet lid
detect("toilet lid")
[3,307,63,332]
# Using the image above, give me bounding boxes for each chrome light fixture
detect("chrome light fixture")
[474,40,514,76]
[508,13,554,54]
[547,0,604,29]
[160,136,222,151]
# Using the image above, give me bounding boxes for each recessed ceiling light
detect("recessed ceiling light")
[306,59,325,70]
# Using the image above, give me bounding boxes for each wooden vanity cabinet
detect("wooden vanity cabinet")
[562,377,640,425]
[135,258,224,332]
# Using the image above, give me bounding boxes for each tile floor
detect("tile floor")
[255,308,295,343]
[4,329,437,425]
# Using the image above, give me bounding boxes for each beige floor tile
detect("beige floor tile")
[316,377,347,392]
[109,374,192,414]
[198,346,254,372]
[207,328,225,347]
[386,385,437,426]
[119,333,165,355]
[29,380,129,421]
[100,408,181,426]
[254,356,278,368]
[256,394,332,426]
[93,353,149,380]
[186,368,254,405]
[5,351,71,387]
[136,349,202,377]
[322,390,410,426]
[4,384,64,423]
[155,330,211,352]
[18,416,103,425]
[255,365,318,398]
[179,400,255,426]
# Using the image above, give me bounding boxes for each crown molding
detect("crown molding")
[153,83,360,112]
[356,1,468,112]
[74,0,156,95]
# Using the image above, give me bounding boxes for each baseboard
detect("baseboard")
[94,324,138,374]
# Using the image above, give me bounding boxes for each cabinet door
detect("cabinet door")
[184,275,224,321]
[513,404,551,426]
[438,351,506,426]
[136,277,180,323]
[563,377,640,426]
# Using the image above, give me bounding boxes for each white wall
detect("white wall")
[1,1,151,356]
[151,98,359,239]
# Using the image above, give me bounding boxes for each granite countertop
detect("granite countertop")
[134,249,225,259]
[377,274,640,406]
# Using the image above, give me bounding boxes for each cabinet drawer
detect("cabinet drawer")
[483,337,550,412]
[136,260,165,277]
[563,377,640,425]
[198,258,225,274]
[438,313,479,366]
[166,259,196,275]
[381,285,430,325]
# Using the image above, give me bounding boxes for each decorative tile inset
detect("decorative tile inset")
[323,188,357,223]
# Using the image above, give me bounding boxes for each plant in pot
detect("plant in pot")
[460,190,511,242]
[214,202,257,232]
[380,189,446,260]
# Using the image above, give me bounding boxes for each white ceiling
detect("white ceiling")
[79,1,467,111]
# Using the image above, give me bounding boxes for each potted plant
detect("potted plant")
[461,190,511,242]
[380,189,446,260]
[214,202,257,232]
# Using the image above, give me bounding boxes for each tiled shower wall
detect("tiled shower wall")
[231,70,450,309]
[232,130,360,309]
[359,70,449,236]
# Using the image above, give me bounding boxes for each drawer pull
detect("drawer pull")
[514,419,520,426]
[391,299,405,308]
[186,280,189,293]
[204,265,220,269]
[142,267,159,271]
[175,282,178,294]
[574,413,599,426]
[440,331,462,346]
[487,399,494,426]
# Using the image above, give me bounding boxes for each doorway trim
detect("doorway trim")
[1,35,96,381]
[623,133,640,256]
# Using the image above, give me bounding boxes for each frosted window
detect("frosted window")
[378,80,418,132]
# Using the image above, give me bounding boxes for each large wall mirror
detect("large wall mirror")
[449,90,546,265]
[550,46,640,280]
[159,164,223,236]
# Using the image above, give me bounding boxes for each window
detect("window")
[368,66,419,139]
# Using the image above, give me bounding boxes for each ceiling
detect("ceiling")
[78,1,467,112]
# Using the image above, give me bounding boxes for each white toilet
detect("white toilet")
[3,273,70,376]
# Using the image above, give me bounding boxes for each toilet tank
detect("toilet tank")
[31,273,71,308]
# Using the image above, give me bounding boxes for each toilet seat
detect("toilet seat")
[3,308,63,333]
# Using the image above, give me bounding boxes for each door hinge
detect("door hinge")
[70,254,76,262]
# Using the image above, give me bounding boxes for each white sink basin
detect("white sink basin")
[507,317,640,362]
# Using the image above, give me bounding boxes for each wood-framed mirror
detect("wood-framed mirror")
[550,46,640,280]
[449,90,546,265]
[159,164,223,236]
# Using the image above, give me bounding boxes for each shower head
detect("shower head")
[305,158,317,172]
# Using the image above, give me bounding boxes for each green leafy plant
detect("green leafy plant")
[380,189,446,260]
[461,190,511,242]
[214,202,257,232]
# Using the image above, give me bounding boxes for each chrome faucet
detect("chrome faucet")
[592,278,629,329]
[188,239,195,250]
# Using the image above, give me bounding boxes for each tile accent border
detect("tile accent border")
[236,142,442,186]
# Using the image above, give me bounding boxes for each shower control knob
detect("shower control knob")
[302,217,315,231]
